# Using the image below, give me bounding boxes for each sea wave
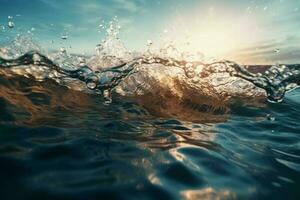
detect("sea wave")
[0,20,299,121]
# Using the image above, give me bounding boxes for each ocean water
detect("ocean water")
[1,20,300,200]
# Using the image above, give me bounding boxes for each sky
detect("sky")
[0,0,300,64]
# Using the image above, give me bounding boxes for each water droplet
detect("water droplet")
[79,57,86,66]
[60,47,67,54]
[147,40,153,46]
[185,63,193,68]
[7,16,15,28]
[87,82,97,90]
[191,77,200,84]
[8,21,15,28]
[267,114,275,121]
[103,90,112,104]
[33,53,41,64]
[95,44,103,55]
[187,67,194,73]
[186,71,196,78]
[61,34,68,40]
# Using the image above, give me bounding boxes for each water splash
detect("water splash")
[225,62,300,103]
[1,35,43,58]
[0,51,299,104]
[89,17,133,71]
[0,18,299,105]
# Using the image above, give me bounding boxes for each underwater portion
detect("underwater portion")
[0,0,300,199]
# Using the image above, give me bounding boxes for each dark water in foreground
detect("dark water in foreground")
[0,75,299,200]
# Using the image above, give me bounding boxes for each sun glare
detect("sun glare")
[167,6,261,60]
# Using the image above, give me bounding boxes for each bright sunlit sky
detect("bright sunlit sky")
[0,0,300,64]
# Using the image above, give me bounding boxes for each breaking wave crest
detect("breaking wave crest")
[0,19,299,120]
[0,49,299,105]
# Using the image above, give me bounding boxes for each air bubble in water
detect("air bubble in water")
[86,75,98,90]
[87,82,97,90]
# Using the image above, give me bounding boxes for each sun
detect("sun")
[165,6,261,61]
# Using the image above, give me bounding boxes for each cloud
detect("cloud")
[39,0,61,9]
[39,0,145,16]
[224,36,300,64]
[113,0,139,13]
[36,0,140,38]
[27,0,300,63]
[76,0,145,16]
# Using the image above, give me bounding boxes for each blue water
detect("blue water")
[0,73,299,200]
